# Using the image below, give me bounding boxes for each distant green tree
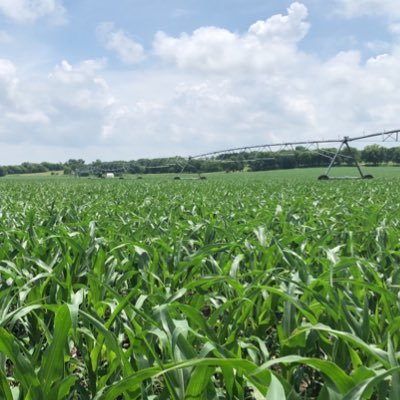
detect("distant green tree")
[295,146,307,151]
[0,166,7,177]
[295,150,311,167]
[66,159,85,171]
[6,165,25,174]
[41,161,63,171]
[251,152,276,171]
[361,145,385,165]
[390,147,400,164]
[63,167,72,175]
[277,153,297,169]
[340,146,361,165]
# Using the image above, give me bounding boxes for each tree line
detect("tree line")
[0,144,399,177]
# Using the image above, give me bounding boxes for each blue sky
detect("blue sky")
[0,0,399,163]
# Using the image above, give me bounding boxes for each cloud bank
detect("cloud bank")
[0,2,400,163]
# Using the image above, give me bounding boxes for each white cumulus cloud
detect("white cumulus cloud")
[249,2,309,42]
[0,58,116,149]
[97,22,145,65]
[0,58,52,144]
[0,0,66,23]
[44,59,116,145]
[153,2,310,74]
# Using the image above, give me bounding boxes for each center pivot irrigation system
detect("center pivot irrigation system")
[181,128,400,180]
[75,129,400,179]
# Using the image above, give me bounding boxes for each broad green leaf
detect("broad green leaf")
[39,304,72,396]
[343,366,400,400]
[0,328,42,398]
[253,355,354,394]
[185,366,214,399]
[266,374,286,400]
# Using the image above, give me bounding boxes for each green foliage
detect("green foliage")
[361,144,386,165]
[0,172,400,398]
[63,166,72,175]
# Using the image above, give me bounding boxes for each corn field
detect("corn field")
[1,173,400,399]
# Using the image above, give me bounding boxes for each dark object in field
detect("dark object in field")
[174,176,181,180]
[363,174,373,179]
[318,175,329,180]
[202,304,211,318]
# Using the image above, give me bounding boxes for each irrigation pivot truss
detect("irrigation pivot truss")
[74,128,400,179]
[188,128,400,180]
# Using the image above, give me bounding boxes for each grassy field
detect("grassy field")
[1,167,400,399]
[4,170,65,177]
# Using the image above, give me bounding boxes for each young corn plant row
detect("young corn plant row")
[0,175,399,399]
